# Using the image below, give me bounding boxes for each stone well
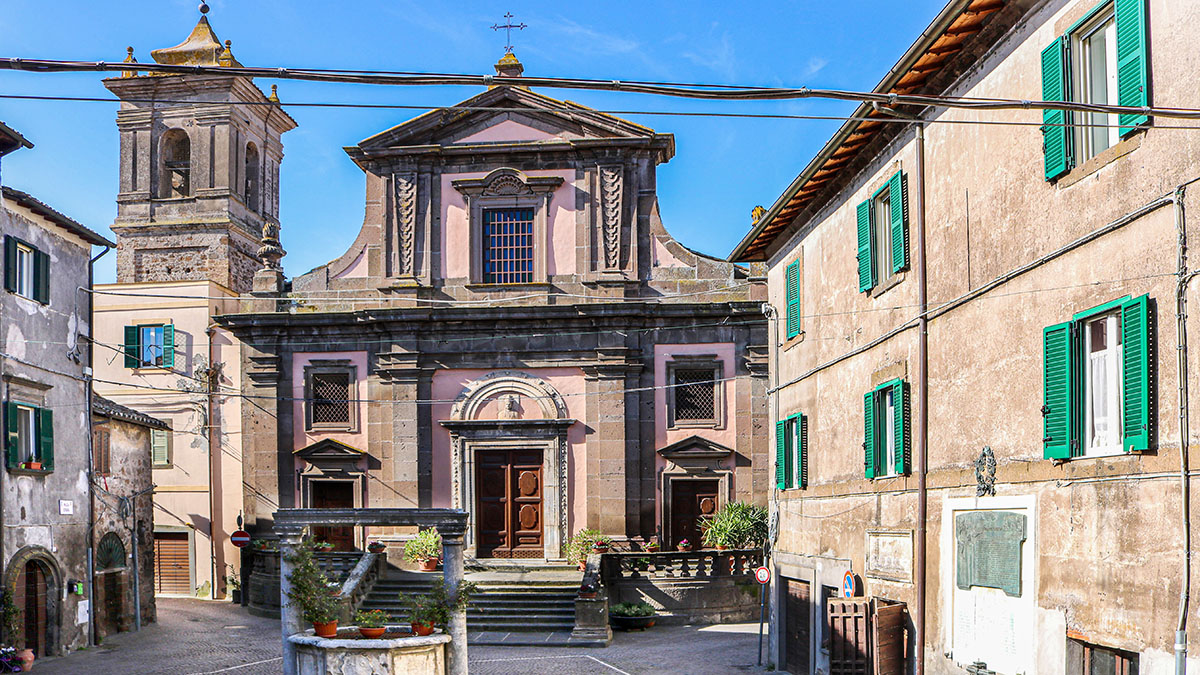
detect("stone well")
[289,628,451,675]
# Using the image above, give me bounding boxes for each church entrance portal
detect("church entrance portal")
[475,449,544,558]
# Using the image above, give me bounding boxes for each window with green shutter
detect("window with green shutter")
[1042,0,1149,181]
[855,170,908,294]
[151,429,171,467]
[775,420,787,489]
[785,260,801,339]
[4,401,51,471]
[776,413,807,490]
[1041,294,1152,460]
[3,236,47,304]
[864,380,909,479]
[124,324,176,369]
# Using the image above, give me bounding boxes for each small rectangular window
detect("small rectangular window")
[879,388,899,478]
[93,427,111,477]
[151,429,171,467]
[674,369,716,422]
[16,405,36,463]
[482,208,535,284]
[1073,9,1119,159]
[140,325,165,367]
[1083,312,1123,456]
[872,191,893,286]
[309,371,352,427]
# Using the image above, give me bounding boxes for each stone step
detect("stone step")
[361,600,575,614]
[466,620,575,632]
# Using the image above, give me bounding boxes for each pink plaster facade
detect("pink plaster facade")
[440,168,577,279]
[291,351,369,451]
[454,119,556,144]
[332,248,368,279]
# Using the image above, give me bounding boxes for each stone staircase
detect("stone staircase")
[358,568,580,636]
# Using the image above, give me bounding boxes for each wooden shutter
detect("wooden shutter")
[3,236,15,293]
[892,380,910,475]
[1043,321,1076,459]
[152,429,170,466]
[888,171,908,274]
[856,199,875,292]
[786,260,801,338]
[775,420,787,489]
[1114,0,1149,133]
[1041,37,1072,181]
[864,391,877,479]
[37,407,53,471]
[33,249,49,305]
[124,326,140,369]
[4,402,18,469]
[797,414,808,489]
[162,324,175,369]
[1120,294,1150,452]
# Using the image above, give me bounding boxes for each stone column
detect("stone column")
[274,523,305,675]
[441,530,467,675]
[583,348,639,536]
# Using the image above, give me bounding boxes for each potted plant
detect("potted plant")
[578,580,598,599]
[0,646,24,673]
[403,528,442,572]
[592,536,612,554]
[354,609,389,639]
[643,537,660,553]
[676,538,692,552]
[20,461,41,471]
[699,501,768,550]
[226,572,242,604]
[610,601,656,631]
[398,578,477,636]
[311,541,334,553]
[367,541,387,554]
[285,539,341,637]
[0,590,29,671]
[565,529,603,570]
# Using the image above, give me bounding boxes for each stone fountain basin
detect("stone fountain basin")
[290,627,450,674]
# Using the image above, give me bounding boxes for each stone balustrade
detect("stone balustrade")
[598,549,764,625]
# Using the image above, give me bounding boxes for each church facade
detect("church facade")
[222,55,771,557]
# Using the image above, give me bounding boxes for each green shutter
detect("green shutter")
[37,407,53,471]
[785,260,801,338]
[893,380,910,475]
[152,430,170,466]
[797,414,808,489]
[1043,321,1076,459]
[162,324,175,369]
[2,237,15,293]
[863,391,876,479]
[33,249,49,305]
[1121,294,1151,452]
[1115,0,1149,133]
[856,199,875,293]
[775,420,786,489]
[888,171,909,273]
[4,402,18,469]
[124,326,140,369]
[1041,36,1072,181]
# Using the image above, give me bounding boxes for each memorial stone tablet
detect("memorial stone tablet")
[955,510,1026,597]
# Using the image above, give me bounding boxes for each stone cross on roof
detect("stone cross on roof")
[491,12,526,54]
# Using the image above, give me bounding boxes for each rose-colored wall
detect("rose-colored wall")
[441,168,577,279]
[291,351,369,451]
[652,237,689,268]
[653,343,738,530]
[332,249,368,279]
[455,119,556,144]
[430,368,588,531]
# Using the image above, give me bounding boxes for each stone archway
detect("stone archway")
[440,371,575,560]
[5,546,62,656]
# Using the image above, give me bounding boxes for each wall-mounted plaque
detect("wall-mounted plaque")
[955,510,1026,597]
[865,529,913,583]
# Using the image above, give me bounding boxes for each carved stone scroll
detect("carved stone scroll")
[394,172,417,276]
[600,165,623,270]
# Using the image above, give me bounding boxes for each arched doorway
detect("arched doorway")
[95,532,128,636]
[6,547,61,657]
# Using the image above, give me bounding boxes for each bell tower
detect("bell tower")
[103,5,296,293]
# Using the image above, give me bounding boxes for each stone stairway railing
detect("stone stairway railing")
[596,548,764,626]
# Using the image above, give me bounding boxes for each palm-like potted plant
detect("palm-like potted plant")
[403,528,442,572]
[398,578,477,636]
[610,601,656,631]
[699,501,768,550]
[354,609,389,639]
[285,540,341,637]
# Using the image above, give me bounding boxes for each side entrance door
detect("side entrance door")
[785,578,812,675]
[311,481,356,551]
[475,449,543,558]
[669,479,719,549]
[153,531,192,595]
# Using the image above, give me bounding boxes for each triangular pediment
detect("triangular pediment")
[355,85,660,151]
[294,438,364,459]
[657,435,734,461]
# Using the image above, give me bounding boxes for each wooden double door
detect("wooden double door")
[311,481,356,551]
[475,449,544,558]
[669,479,720,549]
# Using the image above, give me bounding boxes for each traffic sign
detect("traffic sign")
[231,530,251,548]
[842,571,861,598]
[754,566,771,585]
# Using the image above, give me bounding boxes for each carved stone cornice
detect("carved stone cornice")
[744,344,770,376]
[450,167,563,197]
[245,354,281,386]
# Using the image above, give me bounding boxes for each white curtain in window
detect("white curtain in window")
[1089,349,1111,448]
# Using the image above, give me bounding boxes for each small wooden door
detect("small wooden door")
[669,479,720,549]
[18,561,49,657]
[785,578,811,675]
[153,532,192,595]
[311,481,356,551]
[475,449,543,558]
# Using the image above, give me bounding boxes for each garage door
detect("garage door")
[153,532,192,595]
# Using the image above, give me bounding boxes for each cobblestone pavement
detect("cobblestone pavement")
[468,622,772,675]
[38,597,282,675]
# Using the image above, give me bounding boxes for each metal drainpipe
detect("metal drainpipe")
[85,245,109,645]
[1175,185,1192,675]
[913,124,929,675]
[206,324,223,600]
[761,301,779,667]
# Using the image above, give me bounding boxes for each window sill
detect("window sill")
[782,332,805,352]
[464,282,552,290]
[667,420,724,431]
[1054,130,1144,189]
[306,426,358,434]
[868,271,905,299]
[151,464,174,470]
[8,467,52,477]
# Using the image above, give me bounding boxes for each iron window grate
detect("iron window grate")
[483,208,535,284]
[310,372,351,425]
[674,368,717,421]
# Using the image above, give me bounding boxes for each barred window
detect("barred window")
[482,208,535,284]
[674,368,716,422]
[309,372,351,426]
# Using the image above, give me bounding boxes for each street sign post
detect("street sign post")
[842,570,861,598]
[755,566,771,584]
[231,530,251,548]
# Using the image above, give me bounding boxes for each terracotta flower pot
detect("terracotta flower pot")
[17,648,34,671]
[412,621,435,636]
[592,544,609,553]
[26,461,42,471]
[677,544,692,552]
[579,592,597,599]
[419,558,438,572]
[716,544,728,551]
[359,627,386,639]
[313,620,338,638]
[577,560,586,571]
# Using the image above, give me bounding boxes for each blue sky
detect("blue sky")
[0,0,945,282]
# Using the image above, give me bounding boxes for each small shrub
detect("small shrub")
[284,538,339,624]
[700,501,768,549]
[403,528,442,563]
[397,578,478,627]
[354,609,388,629]
[565,529,612,565]
[610,601,655,617]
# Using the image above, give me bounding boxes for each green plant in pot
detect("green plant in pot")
[398,578,477,636]
[285,538,341,637]
[403,528,442,572]
[699,501,768,550]
[565,529,600,570]
[0,589,30,669]
[610,601,656,630]
[354,609,389,639]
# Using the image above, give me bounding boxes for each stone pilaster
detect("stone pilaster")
[374,349,425,508]
[583,347,641,537]
[242,342,284,532]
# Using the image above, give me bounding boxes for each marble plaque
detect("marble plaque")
[865,529,913,582]
[955,510,1026,597]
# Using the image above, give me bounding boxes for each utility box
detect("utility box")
[827,596,907,675]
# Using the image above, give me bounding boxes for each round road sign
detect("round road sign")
[231,530,251,548]
[754,566,771,585]
[842,571,861,598]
